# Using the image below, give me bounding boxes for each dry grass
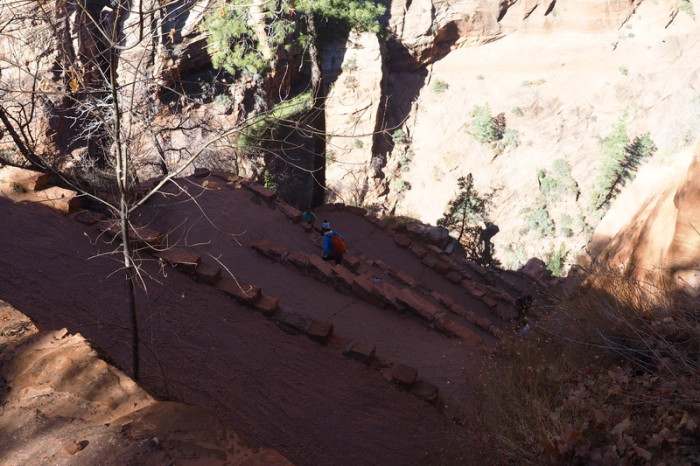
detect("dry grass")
[473,267,700,465]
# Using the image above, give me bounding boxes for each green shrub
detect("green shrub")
[471,104,505,144]
[523,199,555,238]
[681,0,696,18]
[392,129,407,145]
[511,106,524,117]
[262,170,278,191]
[431,78,449,94]
[546,243,568,276]
[353,139,364,149]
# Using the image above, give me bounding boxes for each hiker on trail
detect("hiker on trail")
[301,209,316,225]
[321,220,346,265]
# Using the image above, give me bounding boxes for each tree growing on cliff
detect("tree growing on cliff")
[203,0,386,205]
[590,116,657,213]
[438,174,499,266]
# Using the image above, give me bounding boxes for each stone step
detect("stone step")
[152,247,201,273]
[216,277,262,306]
[98,222,163,246]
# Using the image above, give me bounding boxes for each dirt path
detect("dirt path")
[0,191,478,465]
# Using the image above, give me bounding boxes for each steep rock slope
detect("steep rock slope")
[325,0,700,268]
[591,139,700,292]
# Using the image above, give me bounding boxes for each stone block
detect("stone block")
[343,254,362,272]
[396,288,440,321]
[251,240,288,260]
[374,259,391,272]
[372,280,400,309]
[217,277,262,305]
[152,247,201,273]
[434,292,455,308]
[409,243,428,259]
[345,205,367,216]
[193,262,221,285]
[391,363,417,387]
[202,179,220,190]
[393,234,411,248]
[98,222,163,246]
[36,186,81,214]
[305,320,333,344]
[435,314,483,346]
[482,296,499,309]
[351,274,384,307]
[393,270,418,288]
[432,260,449,276]
[308,254,335,280]
[285,251,310,268]
[278,203,301,222]
[476,316,492,331]
[73,210,106,225]
[243,181,278,203]
[274,310,309,334]
[421,255,438,269]
[255,294,279,316]
[445,271,463,283]
[343,341,376,365]
[0,166,49,191]
[332,264,356,288]
[409,380,440,405]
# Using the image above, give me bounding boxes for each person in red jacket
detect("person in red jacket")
[321,220,345,265]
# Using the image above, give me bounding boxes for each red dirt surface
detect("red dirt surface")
[0,175,518,465]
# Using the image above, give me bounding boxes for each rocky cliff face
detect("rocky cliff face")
[324,0,700,273]
[591,140,700,293]
[1,0,699,279]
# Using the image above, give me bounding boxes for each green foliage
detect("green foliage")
[391,128,407,145]
[353,138,364,149]
[546,243,568,277]
[590,117,657,212]
[559,214,573,237]
[471,104,505,144]
[437,174,485,242]
[681,0,696,18]
[262,170,278,191]
[538,158,580,202]
[239,90,313,146]
[204,0,385,76]
[618,66,629,76]
[511,106,524,117]
[437,175,499,266]
[523,198,555,238]
[431,78,449,94]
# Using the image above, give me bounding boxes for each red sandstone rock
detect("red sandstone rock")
[278,203,301,222]
[309,254,335,280]
[217,277,262,305]
[434,314,483,346]
[285,250,310,268]
[152,247,201,273]
[396,288,440,321]
[36,186,81,214]
[344,205,367,216]
[305,320,334,344]
[251,240,288,259]
[391,363,417,387]
[193,262,222,284]
[343,341,376,365]
[255,295,279,316]
[409,243,428,259]
[0,166,49,191]
[393,234,411,248]
[243,181,278,203]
